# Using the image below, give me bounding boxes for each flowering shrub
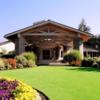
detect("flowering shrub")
[4,59,16,69]
[7,59,16,69]
[22,52,37,67]
[0,78,38,100]
[16,52,37,68]
[16,55,28,68]
[0,78,18,99]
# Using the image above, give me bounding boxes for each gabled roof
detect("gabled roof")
[4,20,93,38]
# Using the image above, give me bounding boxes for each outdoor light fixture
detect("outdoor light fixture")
[44,38,52,41]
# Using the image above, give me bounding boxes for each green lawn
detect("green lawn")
[0,66,100,100]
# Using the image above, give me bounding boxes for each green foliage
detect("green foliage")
[16,63,23,69]
[84,35,100,50]
[64,50,82,63]
[27,60,36,67]
[1,54,15,58]
[78,19,91,32]
[16,52,37,68]
[94,57,100,67]
[82,57,94,67]
[16,55,28,68]
[22,52,37,66]
[82,57,100,67]
[22,52,37,62]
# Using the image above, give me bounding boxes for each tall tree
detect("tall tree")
[79,19,100,50]
[78,19,91,33]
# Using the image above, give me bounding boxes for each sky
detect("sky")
[0,0,100,42]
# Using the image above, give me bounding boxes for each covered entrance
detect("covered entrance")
[21,23,75,64]
[25,43,65,64]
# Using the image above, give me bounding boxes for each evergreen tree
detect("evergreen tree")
[78,19,90,32]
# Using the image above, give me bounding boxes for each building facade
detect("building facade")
[4,20,92,64]
[0,41,15,54]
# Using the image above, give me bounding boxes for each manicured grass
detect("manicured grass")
[0,66,100,100]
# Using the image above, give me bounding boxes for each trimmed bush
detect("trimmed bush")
[16,52,37,68]
[64,50,82,66]
[22,52,37,62]
[1,54,15,58]
[81,57,94,67]
[27,60,36,67]
[16,55,28,68]
[81,57,100,67]
[94,57,100,67]
[22,52,37,67]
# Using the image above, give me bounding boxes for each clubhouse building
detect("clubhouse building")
[4,20,95,64]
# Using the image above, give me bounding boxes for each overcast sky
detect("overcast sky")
[0,0,100,42]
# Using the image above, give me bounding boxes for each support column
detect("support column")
[74,35,84,59]
[57,46,63,61]
[39,49,43,60]
[79,41,84,59]
[15,34,25,55]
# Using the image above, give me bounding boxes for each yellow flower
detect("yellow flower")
[0,77,38,100]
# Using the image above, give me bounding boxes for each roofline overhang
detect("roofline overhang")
[4,20,93,39]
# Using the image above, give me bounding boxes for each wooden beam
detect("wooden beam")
[25,37,72,44]
[23,32,76,37]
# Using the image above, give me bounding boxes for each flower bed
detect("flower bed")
[0,52,37,71]
[0,78,39,100]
